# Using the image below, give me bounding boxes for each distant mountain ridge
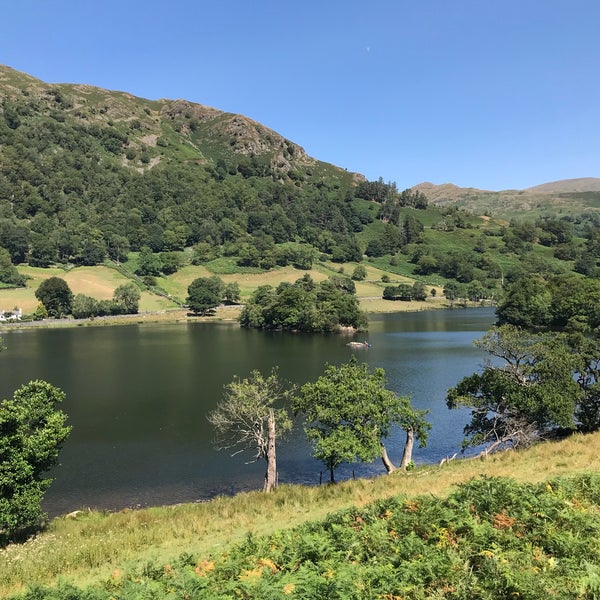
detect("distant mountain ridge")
[525,178,600,193]
[412,178,600,217]
[414,177,600,196]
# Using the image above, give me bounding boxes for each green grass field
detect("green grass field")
[0,258,457,323]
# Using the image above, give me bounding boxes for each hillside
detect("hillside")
[1,431,599,597]
[1,64,599,313]
[526,177,600,193]
[0,64,381,280]
[413,179,600,218]
[0,64,354,182]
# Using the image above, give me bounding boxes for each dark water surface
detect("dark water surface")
[0,307,495,516]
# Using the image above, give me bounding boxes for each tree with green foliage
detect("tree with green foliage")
[34,277,73,317]
[106,234,130,264]
[240,275,366,333]
[75,229,107,266]
[135,246,163,277]
[191,242,219,265]
[497,274,600,332]
[0,224,29,264]
[466,280,487,302]
[0,380,71,545]
[412,281,428,301]
[414,254,438,275]
[568,333,600,432]
[402,214,425,244]
[113,283,141,314]
[293,359,429,482]
[447,325,580,455]
[208,370,293,492]
[159,251,183,275]
[187,276,224,315]
[351,264,367,281]
[28,235,56,268]
[395,283,414,301]
[548,275,600,331]
[71,293,99,319]
[382,285,399,300]
[223,282,241,305]
[443,281,462,305]
[496,275,552,327]
[0,247,25,286]
[32,302,48,321]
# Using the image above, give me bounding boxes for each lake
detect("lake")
[0,307,496,516]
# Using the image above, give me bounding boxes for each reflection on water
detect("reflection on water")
[0,307,495,515]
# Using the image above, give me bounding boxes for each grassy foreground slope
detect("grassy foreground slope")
[1,432,599,597]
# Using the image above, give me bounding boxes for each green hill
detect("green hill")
[1,64,599,311]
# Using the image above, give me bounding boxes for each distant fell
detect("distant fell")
[412,181,491,201]
[412,178,600,218]
[525,177,600,193]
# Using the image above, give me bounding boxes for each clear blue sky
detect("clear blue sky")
[2,0,599,190]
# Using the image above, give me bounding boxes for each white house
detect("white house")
[0,307,22,322]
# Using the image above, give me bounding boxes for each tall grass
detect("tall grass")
[1,432,599,596]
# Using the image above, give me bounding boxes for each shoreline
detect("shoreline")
[0,306,240,331]
[0,298,489,333]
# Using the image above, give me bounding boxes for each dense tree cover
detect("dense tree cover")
[293,359,430,482]
[71,283,141,319]
[0,380,71,545]
[493,274,600,437]
[355,179,428,218]
[446,262,600,455]
[208,370,293,492]
[33,277,141,319]
[383,281,428,301]
[497,274,600,331]
[0,86,376,269]
[135,247,184,277]
[34,276,73,317]
[0,247,25,286]
[186,276,225,315]
[1,75,598,304]
[240,274,366,332]
[447,326,582,453]
[0,82,444,285]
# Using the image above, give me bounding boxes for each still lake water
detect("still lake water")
[0,307,495,516]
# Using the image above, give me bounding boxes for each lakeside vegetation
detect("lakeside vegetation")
[0,432,598,598]
[0,259,450,328]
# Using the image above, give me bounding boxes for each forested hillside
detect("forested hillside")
[1,64,599,306]
[0,64,379,269]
